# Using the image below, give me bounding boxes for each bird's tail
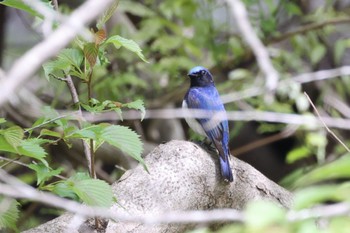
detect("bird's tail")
[219,156,233,182]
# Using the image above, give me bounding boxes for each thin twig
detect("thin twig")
[270,17,350,44]
[0,168,350,225]
[304,92,350,153]
[0,0,115,106]
[232,125,298,156]
[65,75,93,176]
[0,156,66,179]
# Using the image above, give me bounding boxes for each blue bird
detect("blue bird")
[182,66,233,182]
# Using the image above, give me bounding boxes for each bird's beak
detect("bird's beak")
[187,73,196,78]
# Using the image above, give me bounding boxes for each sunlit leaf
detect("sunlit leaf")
[105,35,148,62]
[122,99,146,121]
[58,48,84,70]
[119,1,155,17]
[286,146,311,163]
[28,163,63,186]
[3,126,24,149]
[97,0,119,29]
[72,176,114,207]
[0,118,6,124]
[293,183,350,209]
[100,125,145,169]
[39,129,62,139]
[245,200,286,229]
[0,197,19,231]
[0,0,54,19]
[294,155,350,187]
[20,139,48,166]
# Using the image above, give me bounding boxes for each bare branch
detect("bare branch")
[304,92,350,153]
[0,0,116,107]
[226,0,279,92]
[270,17,350,44]
[292,66,350,84]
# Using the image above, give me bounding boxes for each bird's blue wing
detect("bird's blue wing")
[185,87,230,160]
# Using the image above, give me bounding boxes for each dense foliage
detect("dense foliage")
[1,0,350,232]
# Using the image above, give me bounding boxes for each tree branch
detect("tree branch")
[0,0,115,107]
[225,0,279,93]
[270,17,350,44]
[18,140,292,232]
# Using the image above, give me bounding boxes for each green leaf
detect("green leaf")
[119,1,155,17]
[245,200,286,230]
[97,0,120,29]
[0,197,19,231]
[28,163,63,186]
[42,59,69,80]
[19,139,48,167]
[105,35,148,62]
[69,125,101,140]
[100,125,145,169]
[0,0,54,19]
[228,68,252,80]
[310,44,326,65]
[83,42,99,68]
[0,118,6,124]
[2,126,24,149]
[39,129,62,139]
[293,183,350,209]
[58,48,84,70]
[294,155,350,187]
[51,173,114,207]
[286,146,311,163]
[285,2,302,16]
[50,182,78,200]
[0,136,47,166]
[72,177,114,207]
[122,99,146,121]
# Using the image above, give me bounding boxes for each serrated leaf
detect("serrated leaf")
[105,35,148,62]
[50,181,79,200]
[95,29,107,45]
[20,139,48,167]
[0,0,54,19]
[100,125,145,169]
[42,59,70,80]
[72,177,114,207]
[97,0,119,29]
[3,126,24,149]
[122,99,146,121]
[83,42,99,67]
[39,129,62,139]
[0,197,19,231]
[69,125,102,140]
[28,163,63,186]
[0,136,47,166]
[58,48,84,69]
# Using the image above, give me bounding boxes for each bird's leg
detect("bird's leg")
[192,138,217,152]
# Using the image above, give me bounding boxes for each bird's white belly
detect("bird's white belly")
[182,100,207,137]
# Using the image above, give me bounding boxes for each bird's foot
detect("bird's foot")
[191,139,216,152]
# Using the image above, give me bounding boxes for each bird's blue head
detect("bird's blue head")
[187,66,214,87]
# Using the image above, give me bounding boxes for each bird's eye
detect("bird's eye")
[200,70,206,75]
